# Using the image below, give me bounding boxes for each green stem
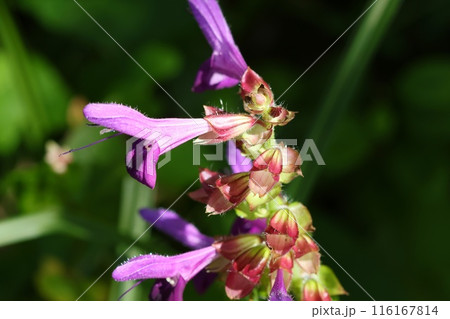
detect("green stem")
[288,0,403,202]
[108,176,154,301]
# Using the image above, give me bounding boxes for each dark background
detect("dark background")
[0,0,449,300]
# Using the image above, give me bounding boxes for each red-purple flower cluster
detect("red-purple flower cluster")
[80,0,346,301]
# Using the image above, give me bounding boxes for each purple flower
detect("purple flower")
[84,103,211,189]
[269,269,293,301]
[230,217,266,236]
[189,0,247,92]
[227,140,253,174]
[84,103,191,189]
[83,103,257,188]
[140,208,214,250]
[113,246,217,300]
[113,208,217,300]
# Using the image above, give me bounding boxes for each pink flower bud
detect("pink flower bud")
[196,113,258,144]
[249,148,283,196]
[292,234,319,259]
[232,244,271,279]
[225,271,256,300]
[216,172,251,204]
[269,251,294,273]
[214,234,263,260]
[302,279,332,301]
[268,208,299,239]
[266,234,295,256]
[279,147,303,183]
[189,169,250,214]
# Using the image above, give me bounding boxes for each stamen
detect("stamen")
[59,132,122,157]
[117,280,143,301]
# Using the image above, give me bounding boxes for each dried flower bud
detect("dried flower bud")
[240,67,274,114]
[262,106,296,126]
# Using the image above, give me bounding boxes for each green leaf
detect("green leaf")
[0,211,84,246]
[0,51,25,154]
[0,211,121,247]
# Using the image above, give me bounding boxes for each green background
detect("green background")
[0,0,449,300]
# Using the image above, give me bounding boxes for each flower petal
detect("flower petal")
[225,271,256,300]
[230,217,266,235]
[269,269,293,301]
[84,103,212,188]
[193,58,241,92]
[84,103,211,154]
[139,208,214,250]
[112,246,217,282]
[188,0,247,91]
[227,141,252,174]
[149,277,186,301]
[126,138,160,188]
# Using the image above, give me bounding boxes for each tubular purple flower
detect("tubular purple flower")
[227,140,253,174]
[189,0,247,92]
[139,208,214,250]
[112,247,217,281]
[269,269,292,301]
[83,103,211,188]
[112,246,217,300]
[139,207,217,298]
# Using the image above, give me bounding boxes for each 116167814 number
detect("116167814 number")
[372,305,439,316]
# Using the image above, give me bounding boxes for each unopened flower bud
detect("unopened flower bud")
[302,279,331,301]
[214,234,263,260]
[195,113,257,144]
[189,169,250,215]
[292,234,319,259]
[266,234,295,256]
[249,148,283,197]
[268,208,299,238]
[232,244,271,279]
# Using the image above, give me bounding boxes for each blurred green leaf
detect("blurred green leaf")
[288,0,403,201]
[137,43,183,81]
[0,0,47,145]
[0,211,121,247]
[35,257,80,300]
[0,51,25,154]
[398,58,450,111]
[0,211,84,246]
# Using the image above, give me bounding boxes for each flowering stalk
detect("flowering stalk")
[75,0,347,300]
